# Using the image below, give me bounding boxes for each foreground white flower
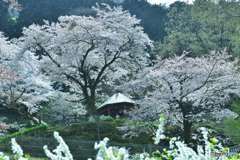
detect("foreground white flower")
[95,137,129,160]
[153,115,165,145]
[0,152,9,160]
[43,132,73,160]
[11,138,23,157]
[11,138,28,160]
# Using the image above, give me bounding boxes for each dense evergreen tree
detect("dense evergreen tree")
[157,0,240,57]
[122,0,168,40]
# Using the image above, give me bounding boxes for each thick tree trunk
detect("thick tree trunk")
[183,118,192,144]
[82,85,97,115]
[87,96,96,114]
[180,102,193,144]
[86,89,97,115]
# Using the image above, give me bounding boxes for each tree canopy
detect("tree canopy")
[157,0,240,57]
[20,4,152,114]
[121,52,240,143]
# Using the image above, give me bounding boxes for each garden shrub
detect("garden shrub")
[1,116,239,160]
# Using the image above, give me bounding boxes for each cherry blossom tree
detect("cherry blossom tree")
[0,32,52,123]
[121,52,240,144]
[21,4,152,114]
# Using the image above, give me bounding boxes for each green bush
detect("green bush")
[0,124,48,143]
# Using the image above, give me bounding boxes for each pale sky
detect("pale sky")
[146,0,194,6]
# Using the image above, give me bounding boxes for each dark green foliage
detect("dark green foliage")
[122,0,168,41]
[0,0,107,38]
[0,0,167,41]
[0,124,48,143]
[201,100,240,145]
[221,118,240,145]
[36,119,154,144]
[157,0,240,57]
[157,2,200,57]
[219,100,240,144]
[0,119,160,159]
[231,99,240,115]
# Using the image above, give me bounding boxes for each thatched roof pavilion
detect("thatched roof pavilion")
[97,93,135,117]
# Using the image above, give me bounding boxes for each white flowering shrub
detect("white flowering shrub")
[11,138,28,160]
[94,137,129,160]
[137,117,228,160]
[0,152,9,160]
[11,139,23,157]
[43,132,73,160]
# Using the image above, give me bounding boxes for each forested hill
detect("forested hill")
[0,0,168,40]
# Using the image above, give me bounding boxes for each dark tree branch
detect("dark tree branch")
[36,43,61,68]
[182,61,218,98]
[93,37,133,88]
